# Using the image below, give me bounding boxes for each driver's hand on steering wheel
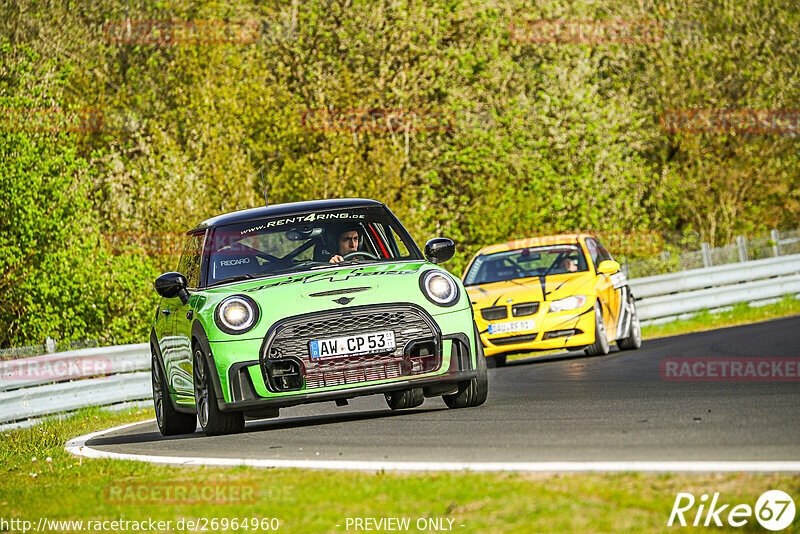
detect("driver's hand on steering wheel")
[329,255,344,264]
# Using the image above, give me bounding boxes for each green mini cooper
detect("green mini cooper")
[151,198,487,435]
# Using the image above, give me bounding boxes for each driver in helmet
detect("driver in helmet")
[558,255,579,273]
[329,225,361,263]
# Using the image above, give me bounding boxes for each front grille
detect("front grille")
[490,333,539,346]
[512,302,539,317]
[261,305,440,391]
[481,306,508,321]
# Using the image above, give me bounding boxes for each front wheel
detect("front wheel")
[617,293,642,350]
[385,388,425,410]
[151,349,196,436]
[443,326,488,409]
[193,345,244,436]
[585,303,610,356]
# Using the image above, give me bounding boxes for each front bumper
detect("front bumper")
[221,367,478,412]
[478,303,596,357]
[207,303,478,411]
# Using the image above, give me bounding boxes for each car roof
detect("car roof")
[476,234,593,256]
[190,198,385,232]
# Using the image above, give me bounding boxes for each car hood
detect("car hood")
[466,272,594,308]
[196,261,468,341]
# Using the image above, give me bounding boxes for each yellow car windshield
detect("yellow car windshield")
[464,244,589,286]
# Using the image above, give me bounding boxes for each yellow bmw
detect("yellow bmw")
[462,234,641,366]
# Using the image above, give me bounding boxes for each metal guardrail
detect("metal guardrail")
[636,274,800,321]
[629,254,800,299]
[0,343,150,425]
[630,253,800,321]
[1,254,798,426]
[0,343,149,392]
[0,372,150,424]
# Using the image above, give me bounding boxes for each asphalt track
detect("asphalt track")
[76,316,800,466]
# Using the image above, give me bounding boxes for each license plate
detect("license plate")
[488,319,535,335]
[309,330,396,359]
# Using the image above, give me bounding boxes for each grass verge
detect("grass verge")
[1,407,799,533]
[640,295,800,339]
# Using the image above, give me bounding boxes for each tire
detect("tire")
[193,345,244,436]
[151,349,196,436]
[617,293,642,350]
[385,388,425,410]
[443,326,489,409]
[585,303,610,356]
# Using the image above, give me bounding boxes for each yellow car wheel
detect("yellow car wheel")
[585,303,610,356]
[617,294,642,350]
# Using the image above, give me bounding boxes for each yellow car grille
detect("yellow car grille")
[480,306,507,321]
[511,302,539,316]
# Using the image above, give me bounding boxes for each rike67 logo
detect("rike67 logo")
[669,490,795,530]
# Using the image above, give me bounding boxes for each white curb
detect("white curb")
[65,420,800,473]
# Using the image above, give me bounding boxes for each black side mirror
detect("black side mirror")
[155,272,190,304]
[424,238,455,264]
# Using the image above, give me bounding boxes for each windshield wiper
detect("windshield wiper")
[208,274,255,287]
[304,258,374,270]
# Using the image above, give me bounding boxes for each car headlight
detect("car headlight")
[419,270,460,307]
[215,295,259,335]
[548,295,588,313]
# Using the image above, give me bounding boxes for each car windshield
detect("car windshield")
[463,244,589,286]
[205,206,422,285]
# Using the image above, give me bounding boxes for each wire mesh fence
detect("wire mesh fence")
[621,228,799,278]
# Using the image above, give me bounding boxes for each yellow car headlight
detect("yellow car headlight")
[548,295,588,313]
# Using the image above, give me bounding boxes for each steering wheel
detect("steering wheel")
[341,251,379,261]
